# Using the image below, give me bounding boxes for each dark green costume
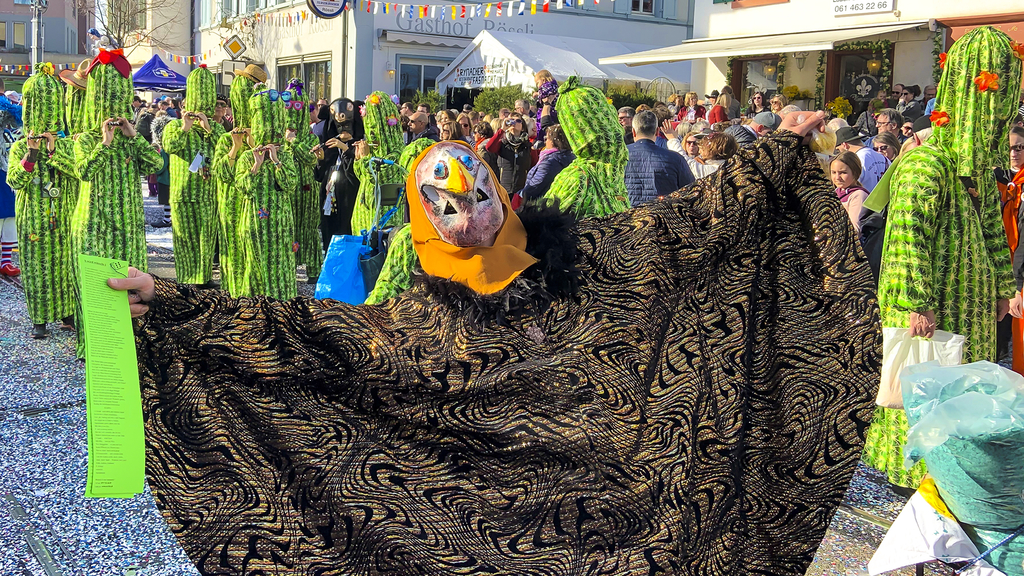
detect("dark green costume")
[363,137,433,305]
[5,63,77,326]
[863,26,1024,488]
[213,74,256,297]
[283,82,323,280]
[234,86,297,300]
[352,92,405,234]
[162,66,225,284]
[72,51,163,357]
[546,76,630,218]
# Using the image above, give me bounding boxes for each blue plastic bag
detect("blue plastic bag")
[314,234,371,304]
[901,360,1024,573]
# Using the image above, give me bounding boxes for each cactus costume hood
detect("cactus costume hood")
[20,62,63,134]
[136,129,881,575]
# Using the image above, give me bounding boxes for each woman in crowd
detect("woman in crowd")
[745,91,768,118]
[896,85,924,121]
[456,113,473,141]
[689,132,736,179]
[675,92,706,123]
[484,112,535,195]
[830,151,869,234]
[436,109,457,126]
[706,93,730,125]
[855,91,887,136]
[472,121,498,175]
[872,131,900,162]
[769,93,788,115]
[438,120,458,142]
[519,123,574,203]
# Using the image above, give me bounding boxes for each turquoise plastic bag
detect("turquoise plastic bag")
[314,234,371,304]
[901,360,1024,574]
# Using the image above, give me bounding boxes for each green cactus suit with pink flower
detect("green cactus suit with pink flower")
[352,92,405,235]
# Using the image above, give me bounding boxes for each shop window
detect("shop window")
[399,61,445,103]
[13,22,26,51]
[278,64,302,91]
[0,23,6,50]
[304,60,331,102]
[631,0,654,13]
[825,48,893,123]
[277,61,331,102]
[730,56,779,109]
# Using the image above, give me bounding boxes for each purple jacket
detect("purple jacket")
[519,148,574,202]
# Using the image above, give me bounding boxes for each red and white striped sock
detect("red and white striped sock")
[0,242,13,265]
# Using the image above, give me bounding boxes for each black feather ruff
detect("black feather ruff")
[413,200,581,329]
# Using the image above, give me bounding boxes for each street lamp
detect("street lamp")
[386,62,396,79]
[793,52,809,70]
[30,0,47,70]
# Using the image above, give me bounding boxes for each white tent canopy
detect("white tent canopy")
[435,31,691,93]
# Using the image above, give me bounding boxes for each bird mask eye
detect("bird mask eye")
[415,142,504,248]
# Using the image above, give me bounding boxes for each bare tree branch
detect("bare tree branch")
[74,0,188,57]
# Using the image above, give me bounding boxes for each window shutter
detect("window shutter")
[661,0,675,19]
[614,0,630,15]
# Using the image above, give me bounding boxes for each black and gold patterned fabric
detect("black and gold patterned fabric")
[136,132,880,575]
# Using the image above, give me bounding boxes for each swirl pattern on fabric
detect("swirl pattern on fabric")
[136,132,880,575]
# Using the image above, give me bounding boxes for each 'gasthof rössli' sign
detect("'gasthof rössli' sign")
[393,13,536,35]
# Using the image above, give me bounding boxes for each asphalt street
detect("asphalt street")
[0,195,952,575]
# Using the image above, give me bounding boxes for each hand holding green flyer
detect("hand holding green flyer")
[78,254,145,498]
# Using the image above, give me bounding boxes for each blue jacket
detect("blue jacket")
[520,149,574,201]
[624,139,694,207]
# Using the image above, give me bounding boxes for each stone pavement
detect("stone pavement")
[0,196,955,575]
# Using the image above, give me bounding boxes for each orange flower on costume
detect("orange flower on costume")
[974,71,999,92]
[938,52,947,69]
[929,110,950,127]
[367,94,381,105]
[1012,42,1024,62]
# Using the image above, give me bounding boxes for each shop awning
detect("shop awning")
[599,21,930,67]
[436,31,690,93]
[379,30,471,49]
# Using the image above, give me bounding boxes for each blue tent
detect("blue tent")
[133,54,187,91]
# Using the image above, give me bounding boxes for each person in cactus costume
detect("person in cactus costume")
[863,26,1024,489]
[352,92,405,235]
[72,48,164,356]
[545,76,630,219]
[59,60,90,136]
[212,72,257,297]
[5,63,77,338]
[282,79,323,282]
[363,137,434,304]
[161,64,225,286]
[234,85,297,300]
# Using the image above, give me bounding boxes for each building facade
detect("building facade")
[195,0,695,103]
[683,0,1021,118]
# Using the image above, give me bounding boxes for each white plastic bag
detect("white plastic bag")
[876,328,965,409]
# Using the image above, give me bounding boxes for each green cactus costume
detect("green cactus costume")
[212,73,256,297]
[234,86,297,300]
[5,63,77,326]
[364,137,434,305]
[352,92,405,235]
[546,77,630,218]
[863,26,1024,488]
[162,65,225,285]
[65,78,88,136]
[283,82,323,280]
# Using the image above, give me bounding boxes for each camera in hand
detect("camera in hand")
[108,119,123,127]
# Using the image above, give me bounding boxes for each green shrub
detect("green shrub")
[409,90,444,114]
[605,86,657,111]
[472,85,533,117]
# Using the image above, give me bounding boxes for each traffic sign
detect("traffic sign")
[222,35,247,59]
